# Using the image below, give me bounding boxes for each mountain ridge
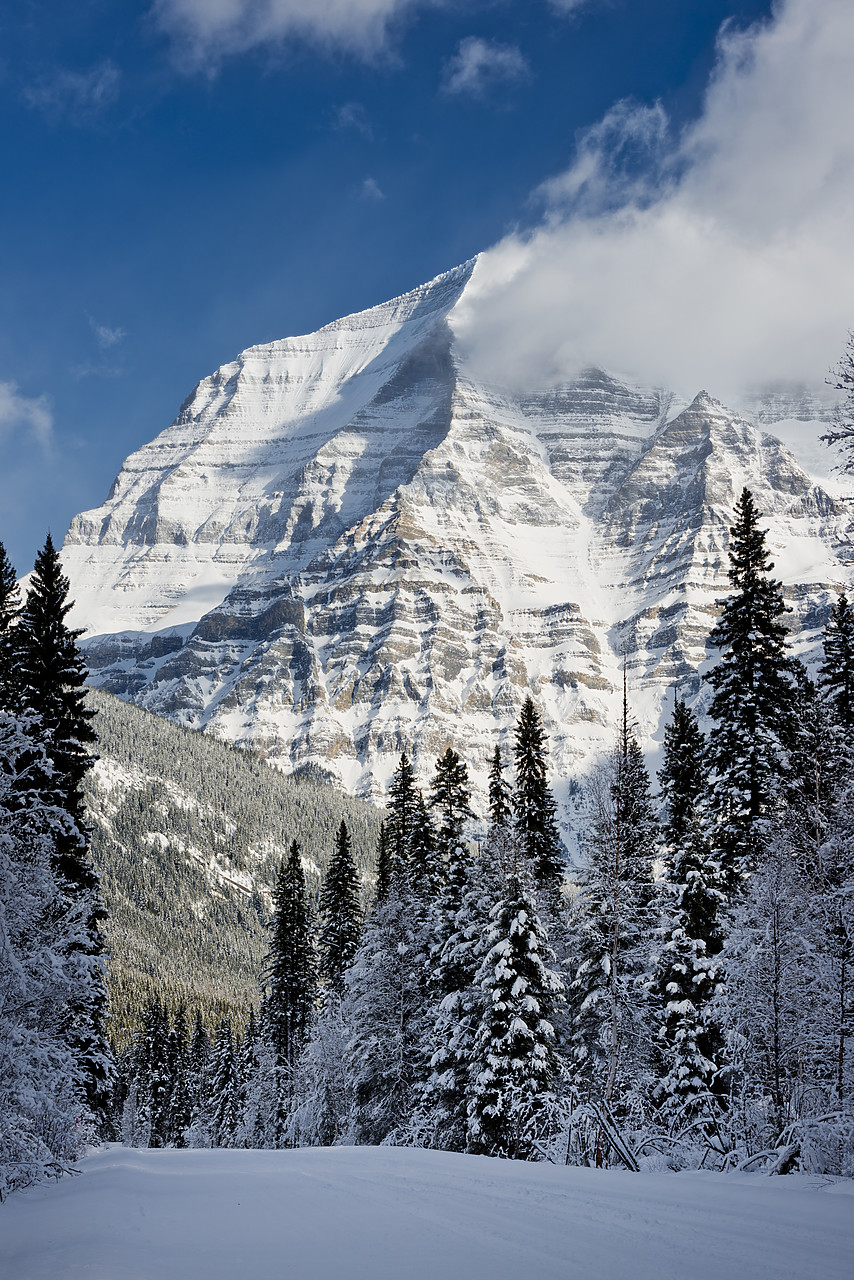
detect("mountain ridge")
[60,263,852,802]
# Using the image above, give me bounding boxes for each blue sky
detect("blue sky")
[3,0,851,574]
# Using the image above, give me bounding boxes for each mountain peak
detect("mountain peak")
[61,265,850,806]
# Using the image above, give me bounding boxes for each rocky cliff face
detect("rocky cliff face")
[63,260,852,804]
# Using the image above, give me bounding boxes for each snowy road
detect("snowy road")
[1,1146,852,1280]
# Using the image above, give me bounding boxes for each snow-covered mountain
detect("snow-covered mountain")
[63,259,852,802]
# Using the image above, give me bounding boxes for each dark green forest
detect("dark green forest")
[85,689,383,1046]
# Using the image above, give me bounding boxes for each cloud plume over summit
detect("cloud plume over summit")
[452,0,854,406]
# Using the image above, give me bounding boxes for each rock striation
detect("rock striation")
[63,259,853,804]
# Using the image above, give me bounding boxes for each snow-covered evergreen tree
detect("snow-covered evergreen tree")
[0,712,92,1196]
[707,488,796,886]
[209,1020,241,1147]
[343,868,430,1145]
[0,540,20,711]
[264,840,317,1081]
[388,752,418,867]
[571,712,658,1112]
[467,874,564,1159]
[652,699,726,1121]
[820,591,854,731]
[318,820,362,997]
[513,698,565,905]
[14,534,111,1125]
[374,820,392,904]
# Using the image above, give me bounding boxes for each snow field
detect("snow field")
[1,1145,852,1280]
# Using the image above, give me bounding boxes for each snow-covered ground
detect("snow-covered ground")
[2,1146,852,1280]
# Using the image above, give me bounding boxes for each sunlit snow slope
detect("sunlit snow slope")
[1,1147,851,1280]
[63,259,852,802]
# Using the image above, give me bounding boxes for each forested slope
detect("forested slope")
[84,689,382,1044]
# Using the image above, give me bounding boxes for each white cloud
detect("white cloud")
[334,101,373,137]
[442,36,529,98]
[452,0,854,407]
[153,0,441,63]
[89,317,127,350]
[359,176,385,201]
[0,382,53,452]
[24,62,120,119]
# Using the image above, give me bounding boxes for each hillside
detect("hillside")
[85,689,383,1044]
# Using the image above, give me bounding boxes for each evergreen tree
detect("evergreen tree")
[513,698,565,902]
[16,534,97,835]
[209,1020,240,1147]
[318,821,362,996]
[487,744,515,879]
[653,698,726,1120]
[387,752,418,866]
[0,540,20,710]
[0,712,91,1194]
[344,867,430,1145]
[571,711,658,1110]
[820,592,854,732]
[265,840,317,1080]
[409,789,440,897]
[374,820,392,904]
[466,874,564,1159]
[15,534,111,1124]
[707,489,796,885]
[429,747,474,874]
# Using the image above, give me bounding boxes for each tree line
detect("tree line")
[116,489,853,1174]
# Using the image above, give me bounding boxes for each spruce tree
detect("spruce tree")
[265,840,317,1079]
[571,710,658,1109]
[0,711,90,1192]
[820,592,854,731]
[0,540,20,710]
[429,746,473,886]
[409,789,440,897]
[209,1020,240,1147]
[318,820,362,996]
[16,534,97,835]
[653,698,725,1120]
[513,697,564,901]
[344,866,430,1145]
[374,820,392,904]
[15,533,110,1123]
[707,488,796,884]
[487,744,515,878]
[387,752,418,867]
[466,874,564,1159]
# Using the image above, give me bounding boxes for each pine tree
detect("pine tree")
[318,821,362,996]
[343,866,431,1145]
[0,712,90,1194]
[388,752,418,865]
[265,840,317,1080]
[571,710,658,1110]
[467,874,564,1159]
[0,540,20,710]
[487,745,516,879]
[209,1020,240,1147]
[513,698,564,902]
[820,592,854,732]
[16,534,97,835]
[374,820,392,904]
[429,747,474,873]
[409,789,439,897]
[653,698,726,1120]
[14,534,111,1124]
[707,488,796,885]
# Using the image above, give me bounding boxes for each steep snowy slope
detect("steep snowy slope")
[63,260,852,802]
